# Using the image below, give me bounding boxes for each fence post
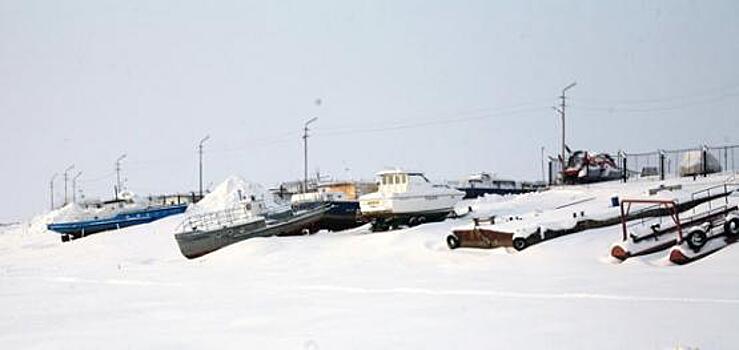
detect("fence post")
[659,150,665,181]
[702,145,708,177]
[725,146,729,172]
[621,152,628,183]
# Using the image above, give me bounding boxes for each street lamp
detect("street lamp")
[556,82,576,182]
[63,164,75,205]
[115,154,127,199]
[72,171,82,203]
[198,135,210,198]
[303,117,318,193]
[49,173,58,210]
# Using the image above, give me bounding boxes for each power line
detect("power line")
[576,81,739,106]
[571,91,739,114]
[315,106,548,137]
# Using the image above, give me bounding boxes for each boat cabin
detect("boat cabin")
[376,170,433,194]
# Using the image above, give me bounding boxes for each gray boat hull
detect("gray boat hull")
[174,207,328,259]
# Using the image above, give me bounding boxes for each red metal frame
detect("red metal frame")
[620,199,683,241]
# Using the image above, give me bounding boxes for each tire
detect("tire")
[301,228,310,236]
[61,234,70,243]
[408,217,417,227]
[370,220,388,232]
[513,238,527,251]
[417,216,426,225]
[686,229,707,251]
[725,218,739,237]
[446,235,460,250]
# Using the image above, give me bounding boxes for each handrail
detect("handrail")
[178,204,262,233]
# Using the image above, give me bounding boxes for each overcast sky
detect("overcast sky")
[1,0,738,221]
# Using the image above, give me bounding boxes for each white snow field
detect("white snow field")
[2,174,739,349]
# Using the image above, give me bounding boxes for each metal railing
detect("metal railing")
[177,204,260,233]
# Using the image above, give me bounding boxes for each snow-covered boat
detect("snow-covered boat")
[174,199,328,259]
[359,169,465,231]
[47,192,190,241]
[563,150,623,184]
[679,149,722,177]
[455,172,536,199]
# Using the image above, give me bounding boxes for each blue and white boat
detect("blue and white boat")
[47,192,191,241]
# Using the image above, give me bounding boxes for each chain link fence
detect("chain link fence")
[549,144,739,185]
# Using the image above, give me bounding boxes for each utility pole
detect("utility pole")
[198,135,210,198]
[115,154,127,199]
[63,164,75,205]
[49,173,58,210]
[303,117,318,193]
[72,171,82,203]
[555,82,577,181]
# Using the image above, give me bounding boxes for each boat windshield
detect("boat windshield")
[408,173,430,183]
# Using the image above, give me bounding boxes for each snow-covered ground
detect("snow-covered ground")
[1,174,739,349]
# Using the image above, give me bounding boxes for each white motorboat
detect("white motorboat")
[359,169,465,231]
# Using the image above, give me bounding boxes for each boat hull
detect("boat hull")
[48,204,188,238]
[457,187,533,200]
[292,200,364,231]
[174,206,328,259]
[360,194,463,218]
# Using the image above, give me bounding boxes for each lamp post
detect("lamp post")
[555,82,576,181]
[72,171,82,203]
[115,154,127,199]
[63,164,75,205]
[49,173,58,210]
[303,117,318,193]
[198,135,210,198]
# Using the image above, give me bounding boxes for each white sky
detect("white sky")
[1,0,738,221]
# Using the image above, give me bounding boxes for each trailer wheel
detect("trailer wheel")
[513,238,527,251]
[408,217,417,227]
[725,218,739,237]
[686,229,707,251]
[446,235,460,250]
[370,220,389,232]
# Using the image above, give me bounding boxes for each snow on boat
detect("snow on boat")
[47,192,190,241]
[679,149,722,177]
[563,150,623,184]
[359,169,465,232]
[174,199,328,259]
